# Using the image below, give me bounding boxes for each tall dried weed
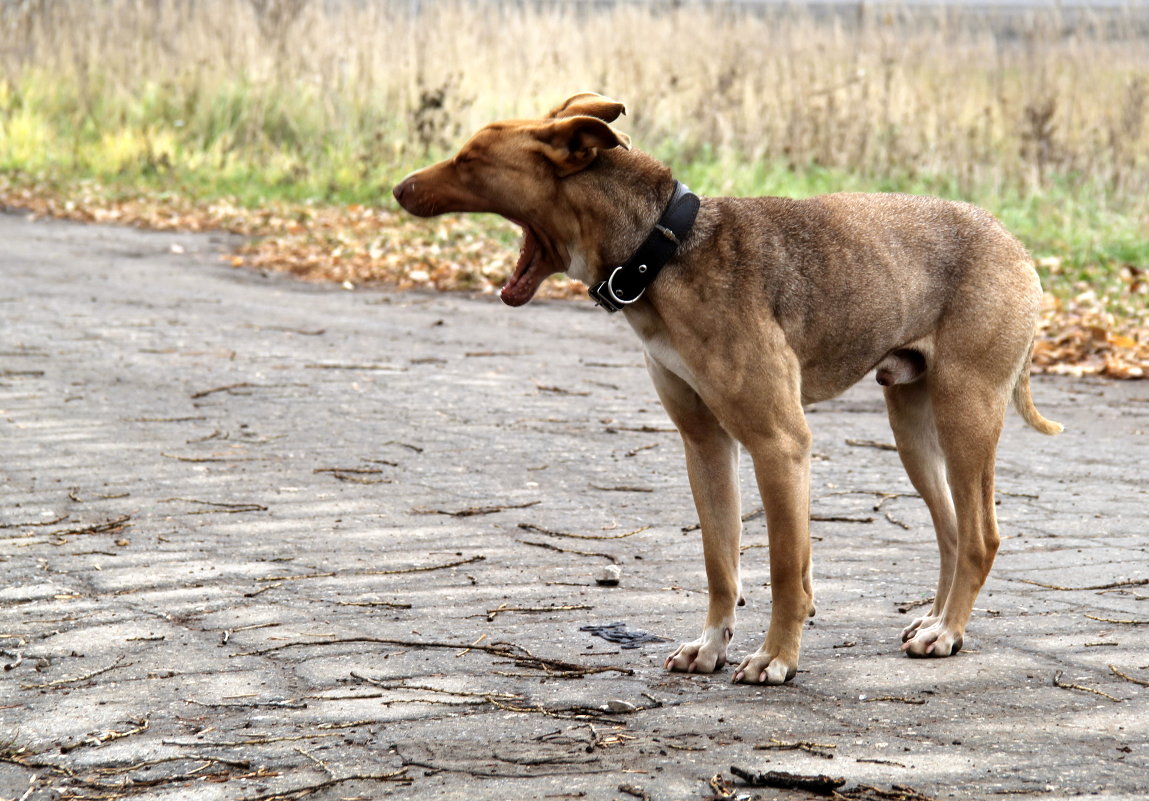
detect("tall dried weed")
[1,0,1147,206]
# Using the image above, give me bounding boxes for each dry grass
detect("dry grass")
[2,0,1148,201]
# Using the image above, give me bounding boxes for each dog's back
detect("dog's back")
[670,192,1039,402]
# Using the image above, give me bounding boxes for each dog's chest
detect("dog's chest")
[564,247,592,286]
[626,310,700,392]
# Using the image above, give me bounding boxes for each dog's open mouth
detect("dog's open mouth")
[500,221,559,307]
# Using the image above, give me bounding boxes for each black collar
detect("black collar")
[588,180,700,313]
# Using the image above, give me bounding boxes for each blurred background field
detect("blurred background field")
[1,0,1146,374]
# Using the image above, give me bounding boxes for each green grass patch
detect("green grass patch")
[0,73,407,207]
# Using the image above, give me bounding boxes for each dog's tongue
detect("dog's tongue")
[500,224,545,307]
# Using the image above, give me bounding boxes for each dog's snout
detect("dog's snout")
[393,173,442,217]
[393,178,413,207]
[393,161,490,218]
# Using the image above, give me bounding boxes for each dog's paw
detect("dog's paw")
[731,649,797,685]
[900,614,938,643]
[664,626,731,673]
[901,621,963,658]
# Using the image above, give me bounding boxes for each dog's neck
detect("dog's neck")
[588,179,700,313]
[564,150,684,286]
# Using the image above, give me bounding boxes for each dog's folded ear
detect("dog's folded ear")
[547,92,627,123]
[536,115,631,177]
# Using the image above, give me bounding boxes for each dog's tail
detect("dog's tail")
[1012,347,1064,435]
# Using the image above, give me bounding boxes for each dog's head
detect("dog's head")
[393,93,650,306]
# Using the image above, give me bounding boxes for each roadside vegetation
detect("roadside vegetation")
[1,0,1146,375]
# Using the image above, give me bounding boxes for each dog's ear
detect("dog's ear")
[547,92,627,123]
[537,115,631,177]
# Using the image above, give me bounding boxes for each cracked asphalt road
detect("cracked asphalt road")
[1,211,1147,800]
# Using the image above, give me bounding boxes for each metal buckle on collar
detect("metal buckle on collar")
[589,265,645,313]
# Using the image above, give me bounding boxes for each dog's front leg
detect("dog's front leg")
[647,359,742,674]
[730,406,814,685]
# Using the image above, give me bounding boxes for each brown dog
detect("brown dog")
[393,93,1062,685]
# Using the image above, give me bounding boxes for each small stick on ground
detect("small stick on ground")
[811,514,875,524]
[895,596,935,614]
[257,554,485,582]
[3,648,24,671]
[60,719,149,753]
[384,440,423,453]
[411,501,540,517]
[1108,664,1149,687]
[304,362,406,371]
[487,697,625,723]
[873,491,920,510]
[190,382,261,399]
[314,467,390,484]
[186,698,306,710]
[1053,671,1123,702]
[663,741,707,752]
[683,508,764,533]
[236,769,412,800]
[519,539,618,564]
[839,783,939,800]
[1099,587,1149,600]
[348,675,519,701]
[456,633,487,657]
[47,515,131,538]
[885,512,912,530]
[161,453,263,463]
[21,657,131,690]
[1018,578,1149,591]
[730,765,846,795]
[754,737,838,759]
[484,604,593,622]
[1085,614,1149,625]
[131,415,208,423]
[316,720,374,730]
[845,438,898,451]
[605,424,675,433]
[822,490,920,511]
[59,765,277,792]
[335,600,412,609]
[93,755,253,775]
[164,732,345,747]
[863,696,927,705]
[0,515,69,529]
[163,498,268,514]
[518,522,650,541]
[854,758,908,768]
[294,746,335,779]
[243,582,282,598]
[492,749,598,767]
[618,783,651,801]
[234,636,634,676]
[536,383,590,396]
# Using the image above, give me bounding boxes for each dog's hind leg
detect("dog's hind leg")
[901,368,1010,657]
[883,378,959,647]
[648,359,743,674]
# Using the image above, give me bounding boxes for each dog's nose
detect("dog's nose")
[392,179,410,206]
